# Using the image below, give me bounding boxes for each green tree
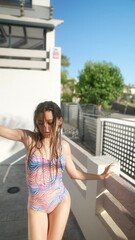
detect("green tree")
[76,61,124,108]
[61,54,70,85]
[61,54,70,67]
[61,54,76,102]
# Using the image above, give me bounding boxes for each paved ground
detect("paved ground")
[0,148,85,240]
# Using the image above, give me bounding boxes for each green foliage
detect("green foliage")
[61,55,70,85]
[61,55,70,67]
[61,92,73,103]
[76,61,124,107]
[61,70,68,85]
[61,54,77,103]
[61,79,76,103]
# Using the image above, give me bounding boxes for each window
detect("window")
[0,0,32,8]
[0,25,46,50]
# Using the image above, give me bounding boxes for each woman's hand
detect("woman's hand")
[100,164,114,180]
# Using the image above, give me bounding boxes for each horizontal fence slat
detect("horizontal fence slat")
[0,47,47,58]
[103,191,135,240]
[0,59,47,69]
[72,156,87,172]
[105,174,135,217]
[98,211,128,240]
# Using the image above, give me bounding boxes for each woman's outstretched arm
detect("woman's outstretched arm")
[0,125,32,144]
[62,140,113,181]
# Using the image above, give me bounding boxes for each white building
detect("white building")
[131,85,135,94]
[0,0,63,126]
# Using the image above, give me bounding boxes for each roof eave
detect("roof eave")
[0,14,64,29]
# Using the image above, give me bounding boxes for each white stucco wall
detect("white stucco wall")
[62,135,120,240]
[0,46,61,161]
[0,0,62,161]
[33,0,50,7]
[0,47,61,127]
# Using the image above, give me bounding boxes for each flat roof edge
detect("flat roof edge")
[0,14,64,29]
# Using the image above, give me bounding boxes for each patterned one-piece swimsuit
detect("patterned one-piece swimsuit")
[26,153,68,214]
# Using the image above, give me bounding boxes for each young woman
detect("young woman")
[0,101,112,240]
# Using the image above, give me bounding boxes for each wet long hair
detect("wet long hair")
[33,101,62,160]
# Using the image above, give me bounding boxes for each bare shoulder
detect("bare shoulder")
[61,139,71,153]
[22,129,36,145]
[61,139,70,148]
[0,125,34,143]
[23,129,35,139]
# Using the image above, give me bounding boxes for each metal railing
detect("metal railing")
[62,103,99,154]
[62,103,135,185]
[97,118,135,185]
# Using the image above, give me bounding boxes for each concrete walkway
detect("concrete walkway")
[0,148,85,240]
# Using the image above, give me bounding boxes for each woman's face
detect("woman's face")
[36,111,62,138]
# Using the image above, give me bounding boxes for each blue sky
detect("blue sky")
[51,0,135,85]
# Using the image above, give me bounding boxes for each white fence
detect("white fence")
[62,103,135,185]
[63,135,135,240]
[96,118,135,185]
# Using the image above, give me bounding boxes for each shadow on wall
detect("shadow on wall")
[0,114,33,129]
[0,115,32,162]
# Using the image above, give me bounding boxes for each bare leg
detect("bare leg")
[28,208,48,240]
[48,192,71,240]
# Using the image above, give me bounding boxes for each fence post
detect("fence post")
[82,115,85,143]
[96,118,104,156]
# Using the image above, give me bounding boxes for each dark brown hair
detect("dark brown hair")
[33,101,62,160]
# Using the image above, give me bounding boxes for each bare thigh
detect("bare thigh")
[48,192,71,240]
[28,208,48,240]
